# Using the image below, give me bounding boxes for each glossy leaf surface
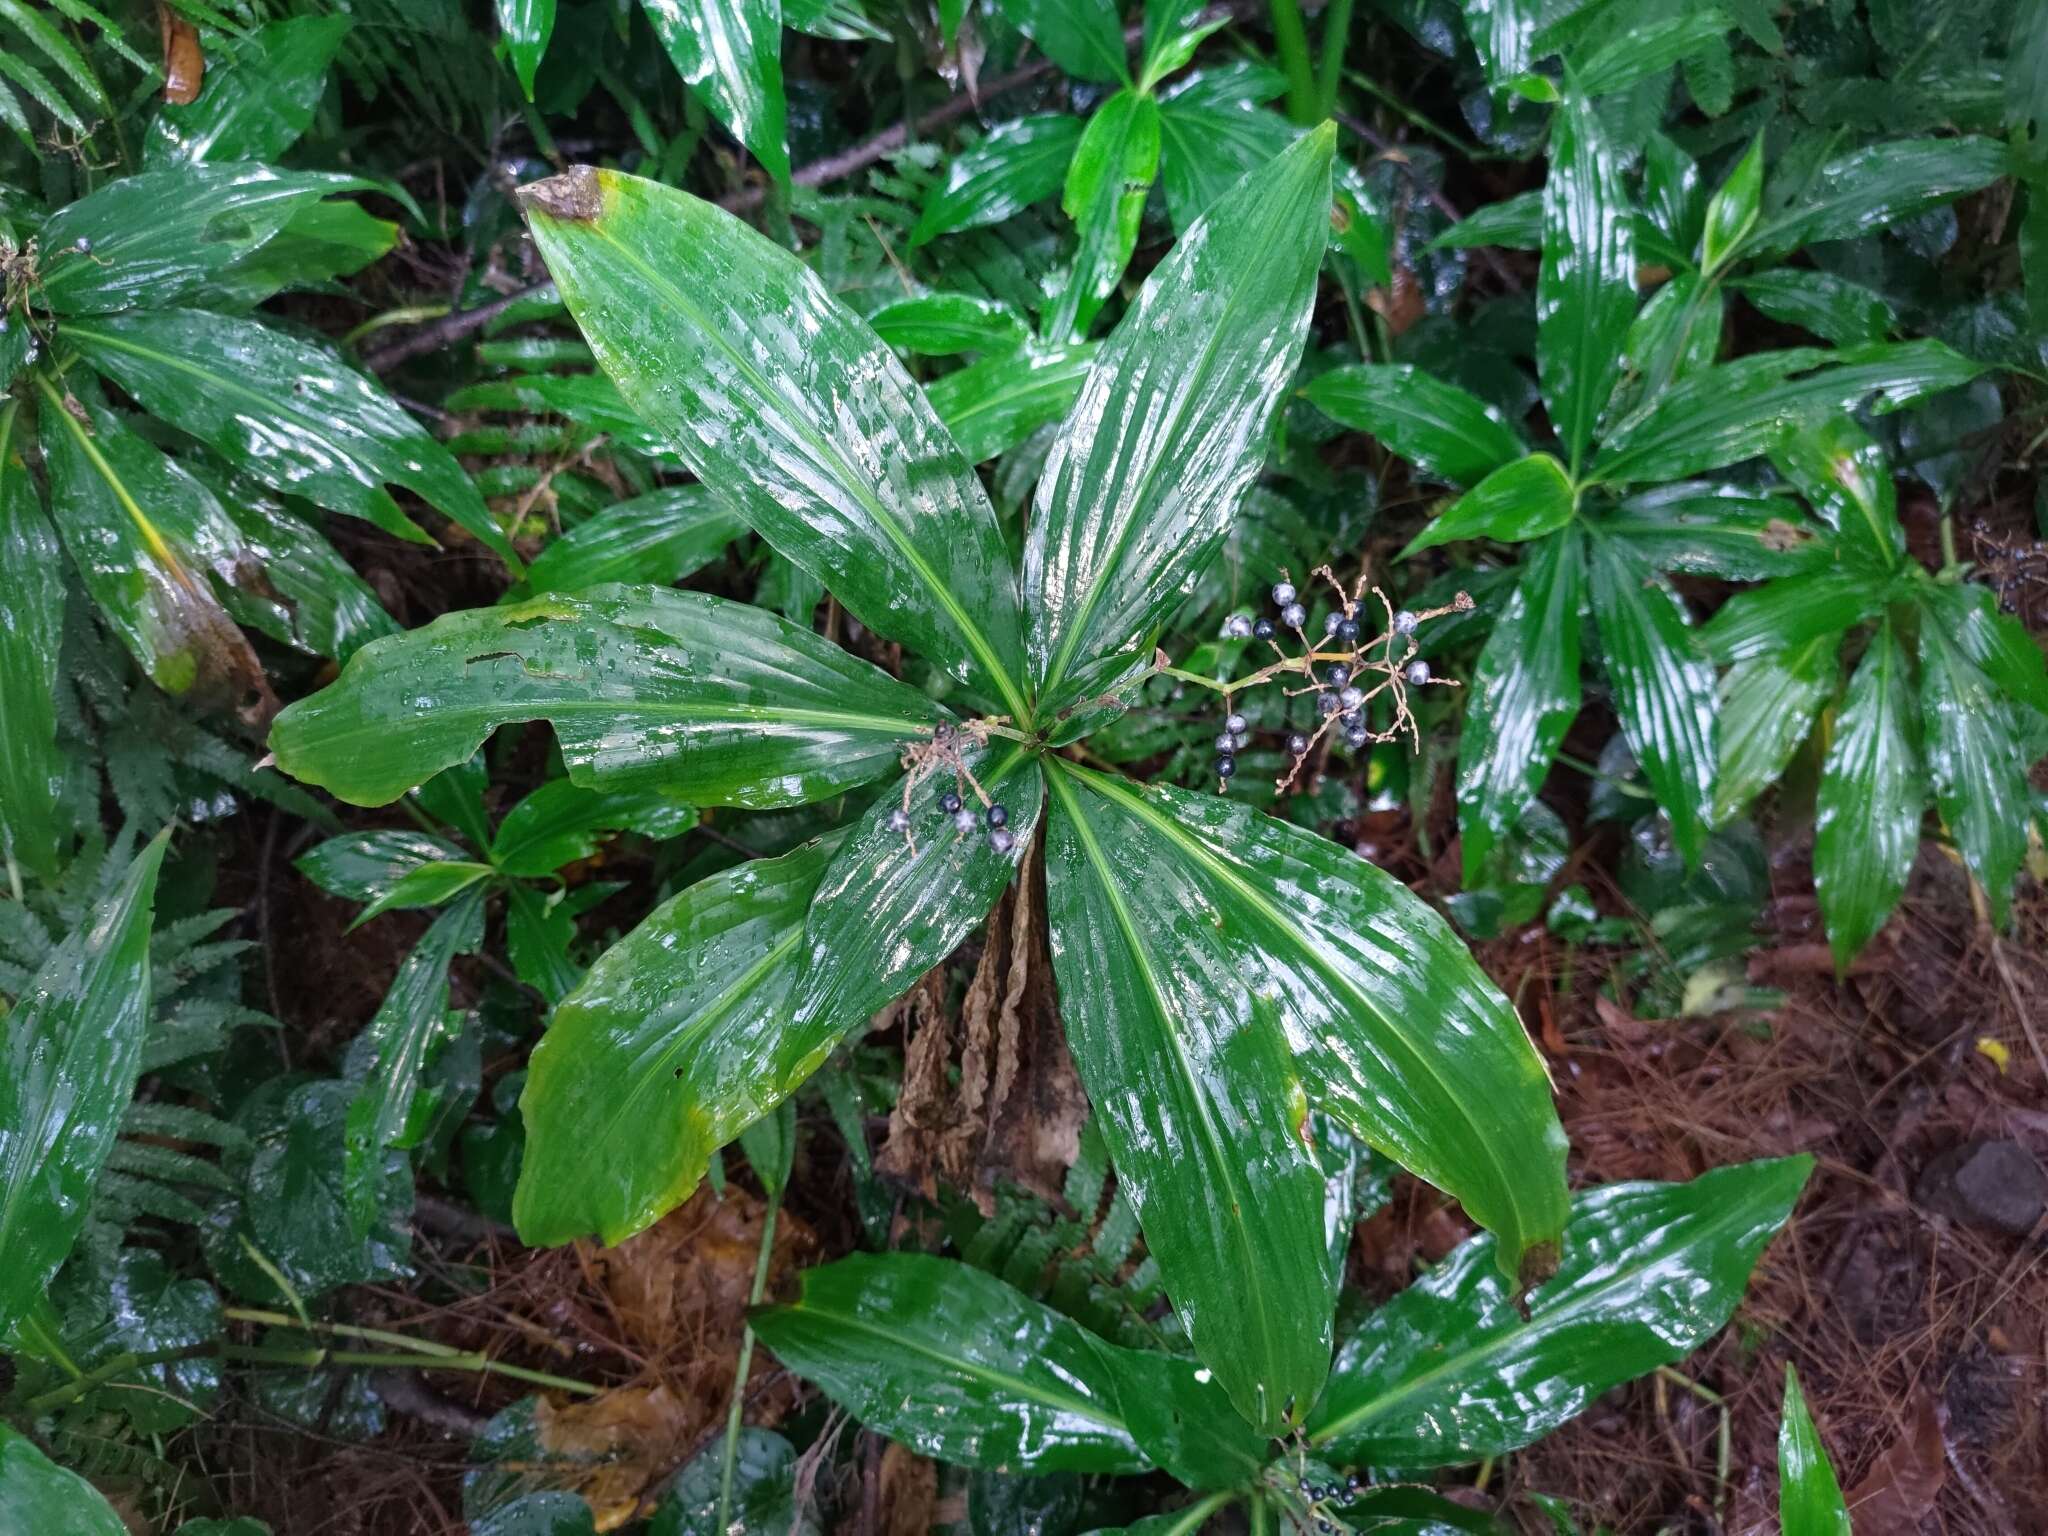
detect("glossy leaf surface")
[513,837,838,1246]
[1595,483,1828,581]
[1816,623,1921,969]
[995,0,1129,84]
[296,830,471,904]
[39,383,266,707]
[1538,93,1635,476]
[910,117,1083,246]
[641,0,789,185]
[0,403,63,877]
[1156,98,1296,234]
[1919,580,2048,717]
[1402,453,1575,557]
[270,587,940,809]
[1919,622,2030,925]
[1778,1365,1851,1536]
[498,0,556,98]
[1731,270,1889,347]
[1056,90,1161,337]
[342,890,485,1228]
[1588,534,1716,865]
[0,834,165,1338]
[67,309,517,566]
[1457,530,1583,884]
[868,294,1028,356]
[754,1252,1262,1482]
[1710,636,1837,827]
[1307,1157,1811,1467]
[1700,571,1886,665]
[1746,137,2007,260]
[791,745,1041,1044]
[1698,133,1762,273]
[37,164,358,315]
[146,16,352,163]
[1771,415,1900,572]
[490,778,698,877]
[1025,126,1334,715]
[926,341,1096,464]
[1591,343,1985,486]
[523,168,1029,719]
[0,1425,128,1536]
[521,485,744,596]
[1303,364,1526,491]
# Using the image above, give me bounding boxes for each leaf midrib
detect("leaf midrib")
[1046,764,1282,1418]
[1307,1193,1771,1449]
[1066,765,1536,1266]
[563,204,1032,726]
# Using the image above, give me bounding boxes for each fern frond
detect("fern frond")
[0,0,109,114]
[123,1101,250,1152]
[44,0,153,73]
[93,1171,212,1228]
[104,1140,236,1194]
[0,46,87,133]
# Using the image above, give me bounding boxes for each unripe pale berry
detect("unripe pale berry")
[989,827,1015,854]
[1392,609,1418,635]
[1281,602,1307,628]
[1224,712,1247,734]
[1405,659,1431,685]
[1339,685,1363,710]
[1271,580,1297,606]
[885,808,911,833]
[1224,614,1253,638]
[953,808,978,833]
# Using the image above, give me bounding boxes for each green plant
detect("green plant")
[262,128,1578,1435]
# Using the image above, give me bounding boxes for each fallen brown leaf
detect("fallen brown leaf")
[1844,1390,1946,1536]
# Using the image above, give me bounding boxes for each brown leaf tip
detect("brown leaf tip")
[519,166,604,224]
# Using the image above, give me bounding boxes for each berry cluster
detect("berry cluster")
[1259,1454,1368,1532]
[884,719,1016,855]
[1211,566,1472,793]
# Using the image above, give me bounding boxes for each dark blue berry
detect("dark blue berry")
[1336,617,1360,643]
[1345,727,1369,750]
[1339,685,1364,710]
[1252,616,1274,640]
[985,803,1009,828]
[939,790,962,814]
[73,236,91,254]
[1346,1474,1362,1491]
[1287,732,1309,755]
[1214,733,1237,753]
[1316,692,1340,715]
[1224,712,1247,734]
[1323,611,1342,636]
[1214,754,1237,779]
[989,826,1015,854]
[1324,663,1349,687]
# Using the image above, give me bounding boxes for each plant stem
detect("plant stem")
[340,305,452,348]
[24,1346,217,1414]
[221,1307,464,1359]
[1314,0,1356,119]
[1268,0,1318,123]
[715,1190,784,1530]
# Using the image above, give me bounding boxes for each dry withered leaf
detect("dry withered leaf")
[1844,1390,1946,1536]
[158,3,204,103]
[535,1384,692,1531]
[877,1441,937,1536]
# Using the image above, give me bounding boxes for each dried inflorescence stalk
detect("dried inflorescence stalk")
[1202,564,1473,794]
[884,718,1014,854]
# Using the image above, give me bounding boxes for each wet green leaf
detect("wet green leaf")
[1816,622,1921,969]
[1402,453,1575,557]
[1700,570,1885,665]
[910,117,1084,247]
[490,778,698,877]
[927,341,1097,464]
[296,830,471,903]
[1595,483,1829,580]
[1539,93,1636,477]
[0,402,64,877]
[343,889,485,1228]
[995,0,1129,84]
[1777,1364,1850,1536]
[67,308,517,567]
[1303,364,1526,490]
[37,164,362,315]
[1466,0,1538,86]
[522,486,745,595]
[348,860,496,928]
[790,744,1041,1050]
[1575,9,1729,99]
[753,1252,1262,1482]
[522,168,1029,718]
[652,1429,817,1536]
[146,16,353,163]
[0,833,165,1339]
[1307,1157,1811,1467]
[213,487,401,662]
[1591,342,1984,486]
[1770,415,1901,572]
[513,836,840,1246]
[0,1425,128,1536]
[1710,635,1837,827]
[1056,90,1161,336]
[869,293,1028,356]
[1458,530,1583,885]
[1918,580,2048,717]
[1919,621,2031,925]
[269,587,942,810]
[1589,533,1717,865]
[503,882,582,1005]
[641,0,788,185]
[1730,270,1889,347]
[1156,98,1296,234]
[1699,132,1762,273]
[497,0,555,99]
[1026,126,1334,716]
[1745,137,2007,261]
[38,380,267,708]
